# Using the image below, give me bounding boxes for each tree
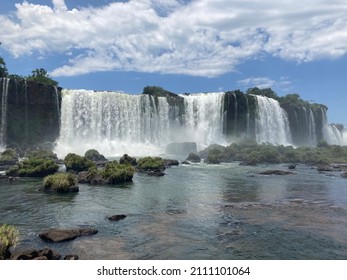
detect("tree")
[26,68,58,86]
[0,56,8,78]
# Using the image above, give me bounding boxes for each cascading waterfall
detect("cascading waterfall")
[0,78,10,149]
[180,92,226,148]
[308,108,317,146]
[54,89,345,158]
[55,89,174,157]
[254,95,292,145]
[55,90,227,157]
[321,108,344,145]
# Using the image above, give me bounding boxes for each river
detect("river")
[1,162,347,259]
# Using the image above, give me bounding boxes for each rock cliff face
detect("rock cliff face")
[0,78,61,148]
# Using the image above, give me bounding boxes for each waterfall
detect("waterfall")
[0,78,10,149]
[254,95,292,145]
[180,92,226,148]
[308,109,317,146]
[54,90,227,157]
[54,89,175,157]
[321,108,344,145]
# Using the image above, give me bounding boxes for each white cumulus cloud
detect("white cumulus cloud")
[0,0,347,77]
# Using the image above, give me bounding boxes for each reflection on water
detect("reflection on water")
[1,163,347,259]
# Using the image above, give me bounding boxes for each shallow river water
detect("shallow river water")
[1,162,347,259]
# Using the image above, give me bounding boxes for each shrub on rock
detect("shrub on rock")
[0,149,18,166]
[25,150,58,161]
[119,154,137,166]
[204,149,222,164]
[64,153,95,173]
[102,161,135,184]
[6,158,59,177]
[43,173,78,193]
[0,224,19,260]
[137,157,165,171]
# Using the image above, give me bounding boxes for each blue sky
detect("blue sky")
[0,0,347,126]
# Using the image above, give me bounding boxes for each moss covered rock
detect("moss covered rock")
[64,153,95,173]
[25,149,58,161]
[6,158,59,177]
[119,154,137,166]
[0,149,18,166]
[0,224,19,260]
[43,173,78,193]
[137,157,165,171]
[102,161,135,184]
[186,152,201,163]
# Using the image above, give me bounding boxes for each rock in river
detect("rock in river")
[39,227,98,242]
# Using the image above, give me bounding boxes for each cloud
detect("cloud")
[1,0,347,77]
[237,77,276,89]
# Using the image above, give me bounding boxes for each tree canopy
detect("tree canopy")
[0,55,58,86]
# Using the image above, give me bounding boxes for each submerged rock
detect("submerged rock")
[148,170,165,177]
[39,227,98,242]
[259,170,294,176]
[108,214,127,221]
[163,159,179,167]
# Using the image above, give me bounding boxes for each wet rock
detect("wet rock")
[288,164,297,170]
[108,214,127,221]
[181,161,190,165]
[148,170,165,177]
[341,172,347,178]
[64,254,79,260]
[15,248,61,260]
[39,227,98,242]
[317,165,334,172]
[259,170,294,176]
[186,152,201,163]
[163,159,179,167]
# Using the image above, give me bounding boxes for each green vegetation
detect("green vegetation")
[204,149,222,164]
[43,173,78,193]
[0,149,18,165]
[142,86,176,98]
[64,153,95,173]
[0,224,19,259]
[137,157,165,171]
[6,158,59,177]
[102,161,135,184]
[0,55,58,86]
[0,56,8,78]
[26,68,58,87]
[25,149,58,161]
[119,154,137,166]
[199,142,347,165]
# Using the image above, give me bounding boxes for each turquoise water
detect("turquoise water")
[1,163,347,259]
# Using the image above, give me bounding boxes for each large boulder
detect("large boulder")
[165,142,197,156]
[39,228,98,242]
[0,149,18,166]
[84,149,107,162]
